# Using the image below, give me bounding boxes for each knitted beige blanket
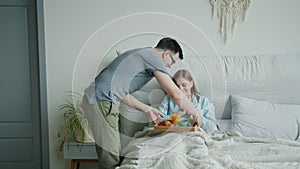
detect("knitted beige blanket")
[118,128,300,169]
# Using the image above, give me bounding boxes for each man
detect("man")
[82,37,202,169]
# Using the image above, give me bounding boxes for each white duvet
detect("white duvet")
[117,128,300,169]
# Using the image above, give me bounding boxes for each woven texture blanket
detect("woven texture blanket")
[117,128,300,169]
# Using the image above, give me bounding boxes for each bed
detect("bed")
[116,53,300,169]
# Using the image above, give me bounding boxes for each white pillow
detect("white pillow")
[231,95,300,140]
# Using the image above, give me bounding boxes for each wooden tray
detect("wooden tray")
[154,125,198,132]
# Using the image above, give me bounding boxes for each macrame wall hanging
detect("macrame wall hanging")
[210,0,251,43]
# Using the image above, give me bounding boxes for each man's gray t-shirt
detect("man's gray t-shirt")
[85,47,169,106]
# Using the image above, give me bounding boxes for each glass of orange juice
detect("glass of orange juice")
[171,113,180,124]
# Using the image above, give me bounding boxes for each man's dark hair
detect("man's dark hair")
[155,37,183,60]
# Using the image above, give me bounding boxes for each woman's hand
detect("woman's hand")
[146,107,165,124]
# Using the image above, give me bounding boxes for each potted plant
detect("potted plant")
[56,92,94,152]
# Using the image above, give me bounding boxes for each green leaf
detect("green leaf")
[56,91,90,153]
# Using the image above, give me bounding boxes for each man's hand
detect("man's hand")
[176,110,186,116]
[193,113,202,127]
[146,107,165,124]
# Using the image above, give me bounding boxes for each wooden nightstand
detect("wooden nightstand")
[63,142,98,169]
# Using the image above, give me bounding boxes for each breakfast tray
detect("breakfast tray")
[154,125,198,132]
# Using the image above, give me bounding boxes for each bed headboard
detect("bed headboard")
[214,53,300,120]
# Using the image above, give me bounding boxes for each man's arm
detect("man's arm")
[121,94,164,122]
[153,70,202,126]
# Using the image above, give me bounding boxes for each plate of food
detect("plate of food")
[154,114,198,132]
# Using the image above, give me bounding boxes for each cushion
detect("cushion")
[231,95,300,140]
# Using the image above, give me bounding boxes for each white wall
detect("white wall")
[44,0,300,168]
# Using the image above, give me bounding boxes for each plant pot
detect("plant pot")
[76,125,95,143]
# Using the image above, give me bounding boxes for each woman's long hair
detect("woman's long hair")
[173,69,200,100]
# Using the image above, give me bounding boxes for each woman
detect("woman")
[159,69,218,134]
